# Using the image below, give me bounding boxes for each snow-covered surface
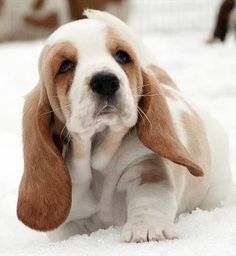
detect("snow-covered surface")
[0,32,236,255]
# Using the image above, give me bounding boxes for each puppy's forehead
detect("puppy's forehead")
[46,19,107,53]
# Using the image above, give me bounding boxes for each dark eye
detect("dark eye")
[115,50,131,64]
[59,60,75,74]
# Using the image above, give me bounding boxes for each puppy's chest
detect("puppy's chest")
[89,132,150,196]
[90,133,153,224]
[90,131,152,181]
[68,132,152,225]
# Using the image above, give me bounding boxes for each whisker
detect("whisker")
[65,131,72,147]
[94,103,118,121]
[136,93,160,97]
[137,108,145,124]
[40,104,71,116]
[48,95,68,98]
[137,106,153,130]
[60,124,67,143]
[94,104,107,120]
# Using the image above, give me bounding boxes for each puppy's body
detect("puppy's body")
[48,85,232,242]
[17,11,233,243]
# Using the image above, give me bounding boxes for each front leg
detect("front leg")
[118,158,178,243]
[66,135,97,221]
[67,134,92,187]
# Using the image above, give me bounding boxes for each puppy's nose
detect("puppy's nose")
[90,72,120,97]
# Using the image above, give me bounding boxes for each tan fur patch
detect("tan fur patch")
[162,87,178,101]
[182,112,202,158]
[177,109,211,207]
[104,130,125,154]
[140,157,168,185]
[106,26,142,98]
[93,128,128,158]
[181,110,210,171]
[68,0,124,20]
[0,0,4,13]
[24,12,58,29]
[41,42,78,123]
[32,0,45,10]
[148,64,177,89]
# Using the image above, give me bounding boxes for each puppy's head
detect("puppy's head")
[17,10,203,232]
[40,19,143,137]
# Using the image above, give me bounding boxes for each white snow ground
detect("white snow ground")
[0,32,236,255]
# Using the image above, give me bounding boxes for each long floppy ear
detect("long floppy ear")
[136,70,204,177]
[17,84,72,231]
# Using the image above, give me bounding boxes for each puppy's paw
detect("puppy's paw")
[121,219,178,243]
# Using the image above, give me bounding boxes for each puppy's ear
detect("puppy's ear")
[136,70,204,177]
[17,83,72,231]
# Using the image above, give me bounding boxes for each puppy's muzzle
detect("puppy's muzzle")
[90,72,120,97]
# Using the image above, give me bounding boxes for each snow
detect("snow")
[0,32,236,255]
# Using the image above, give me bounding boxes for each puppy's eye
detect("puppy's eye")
[115,50,131,64]
[59,60,75,74]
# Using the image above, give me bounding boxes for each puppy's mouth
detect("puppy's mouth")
[100,105,118,115]
[95,98,119,117]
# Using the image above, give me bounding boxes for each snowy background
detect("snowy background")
[1,0,236,255]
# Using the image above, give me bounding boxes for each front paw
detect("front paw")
[121,219,178,243]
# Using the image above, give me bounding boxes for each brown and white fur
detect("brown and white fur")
[0,0,129,42]
[17,10,233,243]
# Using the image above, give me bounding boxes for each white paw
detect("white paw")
[121,219,178,243]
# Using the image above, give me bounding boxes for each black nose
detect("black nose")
[90,72,120,97]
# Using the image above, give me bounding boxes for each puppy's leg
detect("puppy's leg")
[118,158,178,243]
[121,183,178,243]
[91,128,128,172]
[46,220,85,242]
[67,134,92,186]
[66,135,98,221]
[47,218,95,242]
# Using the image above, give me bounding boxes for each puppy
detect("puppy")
[17,10,233,243]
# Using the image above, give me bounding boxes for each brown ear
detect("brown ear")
[17,84,72,231]
[136,70,204,177]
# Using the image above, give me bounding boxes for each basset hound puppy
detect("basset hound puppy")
[17,10,233,243]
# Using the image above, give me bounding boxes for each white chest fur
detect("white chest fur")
[65,131,152,229]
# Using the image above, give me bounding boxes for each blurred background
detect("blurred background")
[0,1,236,254]
[131,0,223,34]
[0,0,235,41]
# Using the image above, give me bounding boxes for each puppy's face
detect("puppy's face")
[41,19,142,137]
